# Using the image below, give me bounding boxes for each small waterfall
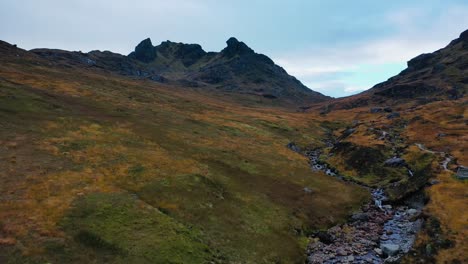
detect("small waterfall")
[372,189,386,210]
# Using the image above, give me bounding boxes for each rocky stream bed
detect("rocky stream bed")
[302,148,424,264]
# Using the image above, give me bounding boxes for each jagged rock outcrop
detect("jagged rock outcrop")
[130,38,157,62]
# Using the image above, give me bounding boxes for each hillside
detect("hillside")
[0,40,366,263]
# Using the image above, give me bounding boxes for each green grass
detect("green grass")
[60,192,216,264]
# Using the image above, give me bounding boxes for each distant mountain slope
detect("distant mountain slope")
[28,37,330,107]
[325,29,467,110]
[128,37,328,104]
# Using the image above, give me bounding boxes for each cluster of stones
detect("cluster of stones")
[306,203,422,264]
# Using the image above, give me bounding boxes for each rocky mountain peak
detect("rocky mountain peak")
[458,29,468,41]
[131,38,157,62]
[222,37,254,57]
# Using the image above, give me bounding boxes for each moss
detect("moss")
[60,192,216,264]
[320,120,349,131]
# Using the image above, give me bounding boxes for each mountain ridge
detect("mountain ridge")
[23,37,330,107]
[320,29,468,111]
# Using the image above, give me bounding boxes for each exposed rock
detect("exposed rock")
[387,112,400,119]
[221,37,254,58]
[132,38,156,62]
[286,142,301,153]
[370,107,383,113]
[384,157,406,167]
[339,128,355,139]
[374,248,383,255]
[351,212,369,222]
[381,243,400,256]
[316,231,334,244]
[456,166,468,180]
[429,179,440,185]
[384,107,393,113]
[407,208,418,215]
[157,40,206,67]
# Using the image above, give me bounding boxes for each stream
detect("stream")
[289,145,425,263]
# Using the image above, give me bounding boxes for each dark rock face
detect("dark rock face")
[407,53,436,70]
[132,38,156,63]
[157,41,206,67]
[387,112,400,119]
[221,37,254,58]
[384,157,406,167]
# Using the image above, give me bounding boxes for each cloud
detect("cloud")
[273,4,468,97]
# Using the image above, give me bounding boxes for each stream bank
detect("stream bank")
[288,143,427,263]
[303,147,424,263]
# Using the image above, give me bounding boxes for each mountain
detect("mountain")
[30,37,329,107]
[324,29,468,110]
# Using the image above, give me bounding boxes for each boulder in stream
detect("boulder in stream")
[381,243,400,256]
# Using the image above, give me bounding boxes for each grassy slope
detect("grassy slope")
[0,54,368,263]
[403,101,467,263]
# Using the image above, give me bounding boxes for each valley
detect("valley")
[0,29,466,264]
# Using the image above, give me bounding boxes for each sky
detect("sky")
[1,0,467,97]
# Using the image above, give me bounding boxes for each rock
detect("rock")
[303,187,313,194]
[370,107,383,113]
[407,209,418,215]
[455,166,468,180]
[429,179,440,185]
[221,37,254,58]
[286,142,301,153]
[347,256,355,262]
[351,213,369,222]
[341,128,355,138]
[316,231,334,244]
[374,248,383,255]
[382,205,393,210]
[336,248,347,256]
[381,244,400,256]
[387,112,400,119]
[384,157,406,167]
[132,38,157,63]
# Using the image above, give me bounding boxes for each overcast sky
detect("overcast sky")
[1,0,467,97]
